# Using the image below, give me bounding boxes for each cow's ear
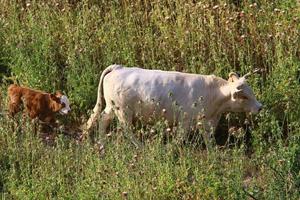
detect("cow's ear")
[228,72,239,82]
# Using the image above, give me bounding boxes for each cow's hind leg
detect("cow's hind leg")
[116,109,142,148]
[85,102,104,133]
[90,107,114,155]
[100,107,114,133]
[83,104,102,140]
[8,102,22,133]
[8,101,22,133]
[89,107,114,143]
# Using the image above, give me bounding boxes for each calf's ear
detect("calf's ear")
[50,93,60,103]
[54,91,62,97]
[228,72,239,82]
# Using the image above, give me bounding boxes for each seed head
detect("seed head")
[213,5,219,10]
[274,8,280,13]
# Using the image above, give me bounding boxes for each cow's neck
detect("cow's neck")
[205,83,231,121]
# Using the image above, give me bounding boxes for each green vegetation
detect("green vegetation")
[0,0,299,199]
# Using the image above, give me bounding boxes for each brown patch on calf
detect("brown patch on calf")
[7,84,65,126]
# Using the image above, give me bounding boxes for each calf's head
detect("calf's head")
[50,91,71,115]
[227,71,262,114]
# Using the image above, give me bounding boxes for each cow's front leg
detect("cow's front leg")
[203,121,215,148]
[38,116,58,141]
[203,116,221,149]
[31,118,39,135]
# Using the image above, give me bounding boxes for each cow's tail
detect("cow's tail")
[84,64,122,133]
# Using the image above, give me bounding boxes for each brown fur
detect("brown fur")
[7,84,65,125]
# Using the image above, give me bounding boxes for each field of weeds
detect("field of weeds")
[0,0,299,199]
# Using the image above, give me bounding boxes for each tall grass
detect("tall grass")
[0,0,299,199]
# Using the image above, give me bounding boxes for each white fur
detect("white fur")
[59,95,71,115]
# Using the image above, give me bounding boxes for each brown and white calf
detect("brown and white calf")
[85,65,262,140]
[8,84,70,126]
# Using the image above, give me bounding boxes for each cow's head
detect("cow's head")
[50,91,71,115]
[227,71,262,114]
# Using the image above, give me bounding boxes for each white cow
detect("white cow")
[85,64,262,139]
